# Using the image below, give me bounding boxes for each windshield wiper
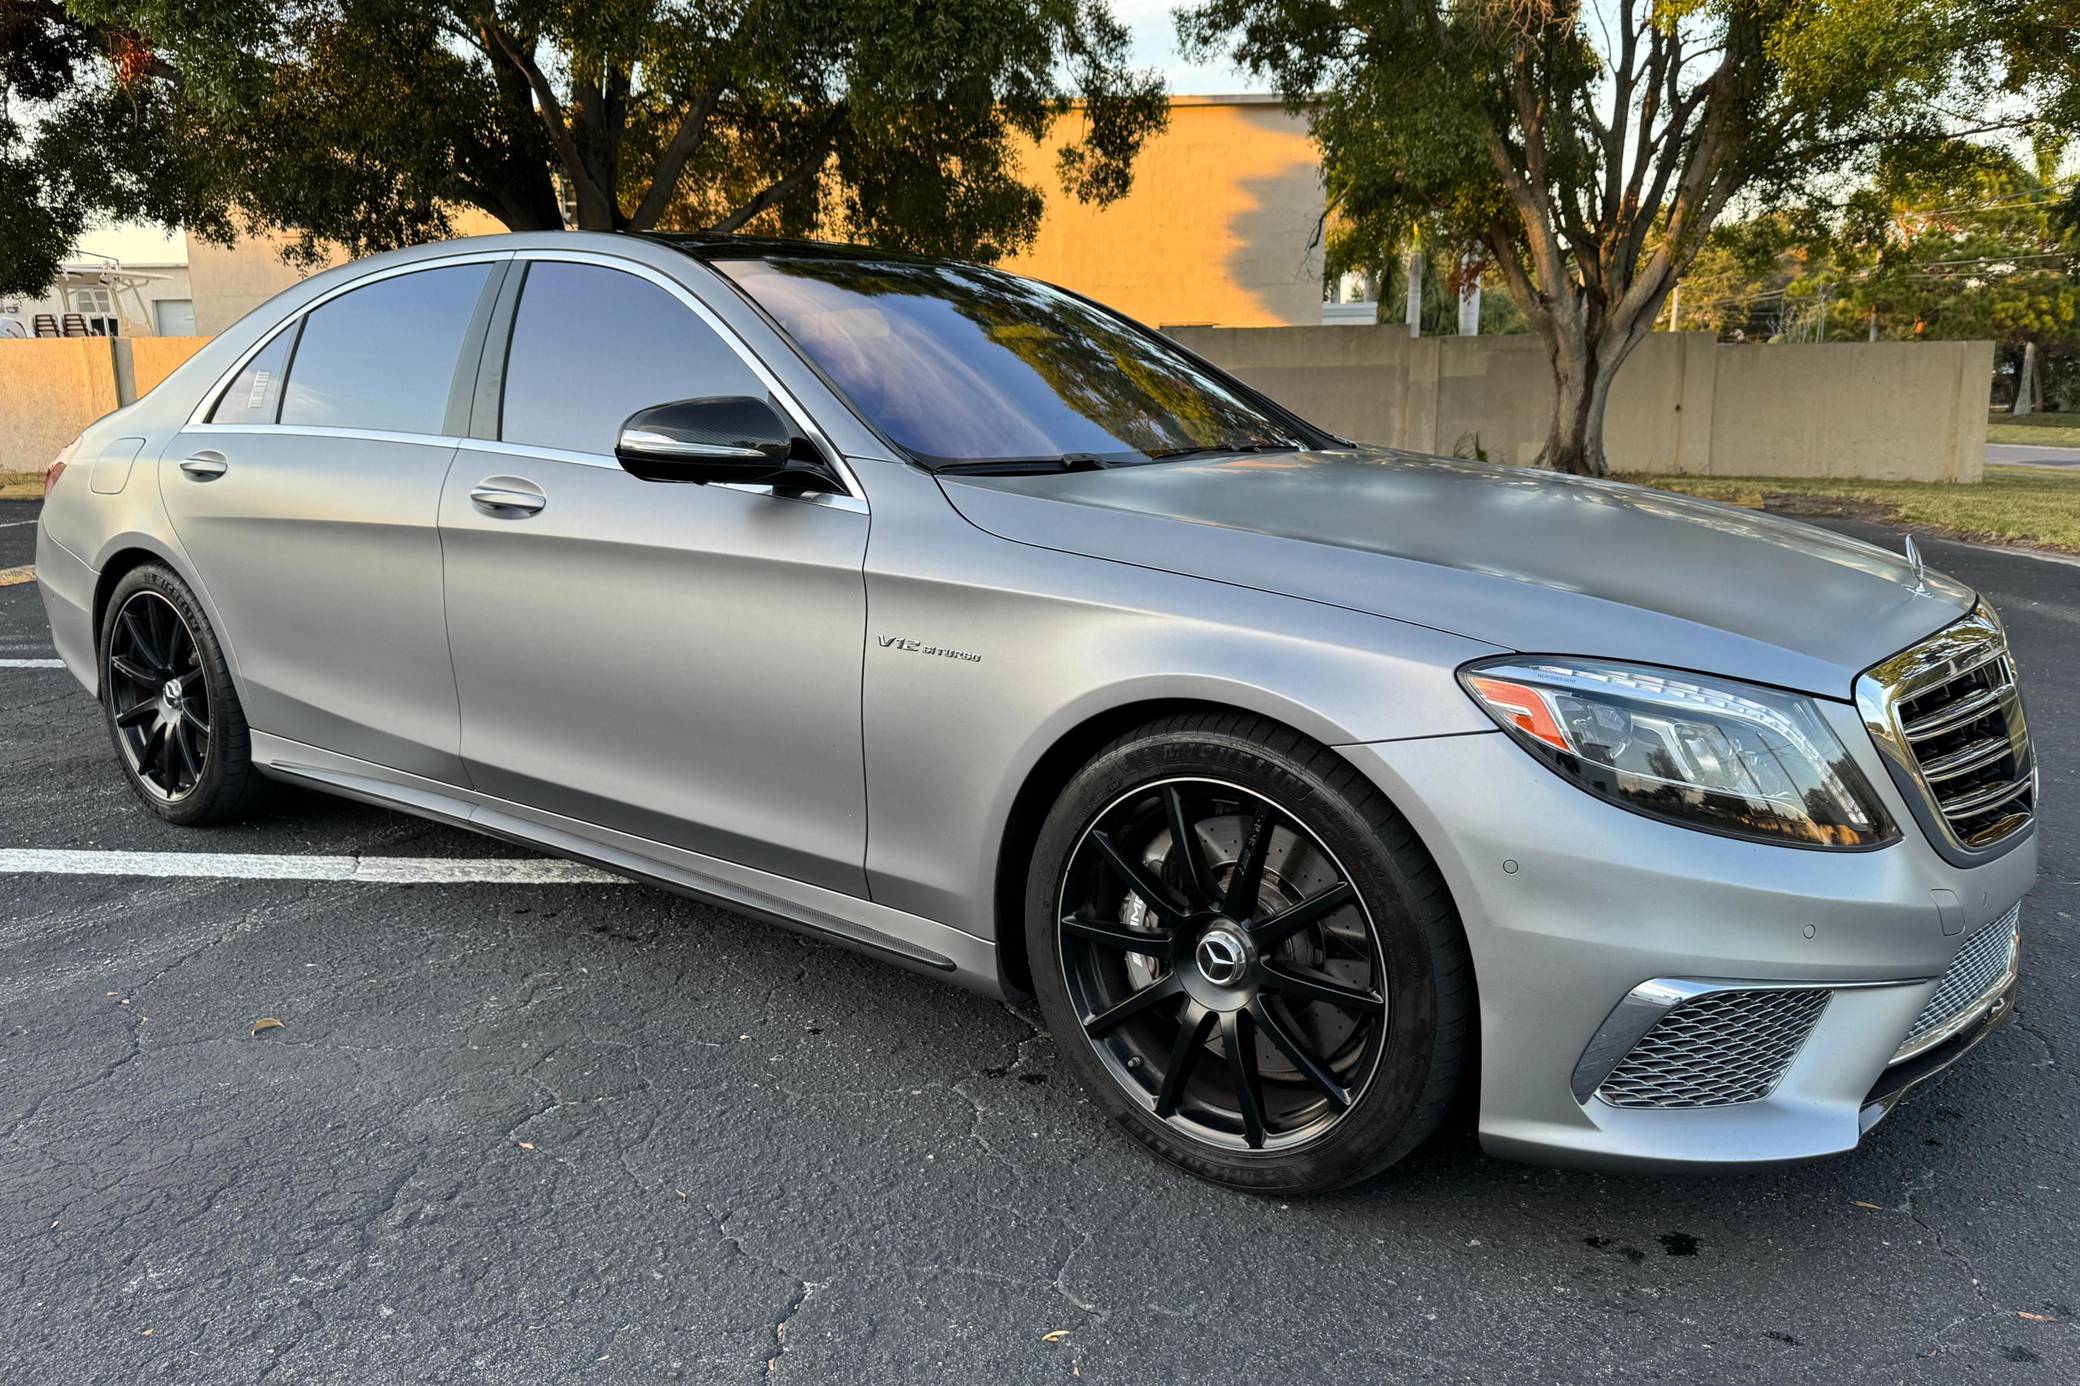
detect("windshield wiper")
[932,452,1116,477]
[1143,441,1304,462]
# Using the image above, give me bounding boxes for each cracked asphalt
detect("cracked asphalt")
[1,496,2074,1383]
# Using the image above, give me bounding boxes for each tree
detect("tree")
[0,2,228,296]
[1181,0,2011,475]
[55,0,1165,270]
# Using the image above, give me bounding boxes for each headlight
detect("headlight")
[1458,658,1898,849]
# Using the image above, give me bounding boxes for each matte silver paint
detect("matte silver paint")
[33,231,2036,1173]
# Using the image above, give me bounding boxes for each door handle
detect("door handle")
[179,452,228,480]
[469,480,547,515]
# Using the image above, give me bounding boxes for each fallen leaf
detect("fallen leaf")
[517,1142,535,1151]
[2019,1311,2054,1322]
[1852,1201,1882,1210]
[1042,1330,1070,1343]
[140,1329,153,1337]
[250,1017,285,1037]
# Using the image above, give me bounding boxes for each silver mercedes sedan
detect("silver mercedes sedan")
[34,232,2037,1192]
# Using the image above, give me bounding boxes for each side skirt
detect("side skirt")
[249,731,1003,994]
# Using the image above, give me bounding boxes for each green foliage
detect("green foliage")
[0,2,229,295]
[1182,0,2027,474]
[3,0,1166,295]
[1692,145,2079,349]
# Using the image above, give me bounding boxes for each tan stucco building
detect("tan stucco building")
[1000,94,1325,328]
[174,95,1324,337]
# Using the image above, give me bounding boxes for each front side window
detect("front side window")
[714,256,1302,468]
[500,262,765,455]
[209,326,295,425]
[278,263,492,434]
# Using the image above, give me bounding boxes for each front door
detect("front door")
[438,257,870,895]
[160,259,502,781]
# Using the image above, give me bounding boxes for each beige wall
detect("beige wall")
[188,210,506,336]
[0,336,213,473]
[1170,326,1992,481]
[0,339,122,475]
[125,336,214,400]
[1002,96,1326,329]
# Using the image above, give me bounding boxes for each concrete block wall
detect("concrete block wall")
[1172,326,1991,481]
[1,336,211,474]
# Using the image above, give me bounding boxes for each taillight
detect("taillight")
[46,438,78,494]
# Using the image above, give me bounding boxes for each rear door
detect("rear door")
[438,254,871,894]
[161,257,505,781]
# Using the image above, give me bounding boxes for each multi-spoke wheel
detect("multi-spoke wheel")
[1028,714,1473,1193]
[107,590,211,801]
[98,564,263,825]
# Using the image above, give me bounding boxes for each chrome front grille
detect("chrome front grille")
[1892,905,2022,1065]
[1597,988,1830,1109]
[1856,606,2036,858]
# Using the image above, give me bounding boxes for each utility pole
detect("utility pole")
[1457,256,1481,335]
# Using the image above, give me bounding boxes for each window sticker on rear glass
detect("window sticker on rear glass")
[246,371,271,411]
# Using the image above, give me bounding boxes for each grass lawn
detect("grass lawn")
[1625,463,2080,555]
[1987,411,2080,448]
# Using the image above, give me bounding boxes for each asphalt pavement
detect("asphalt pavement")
[1988,442,2080,469]
[1,495,2074,1384]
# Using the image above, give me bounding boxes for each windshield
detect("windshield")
[713,256,1305,469]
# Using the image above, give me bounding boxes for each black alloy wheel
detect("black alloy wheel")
[106,589,211,801]
[1056,777,1390,1153]
[98,563,264,826]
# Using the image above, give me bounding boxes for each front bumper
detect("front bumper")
[1342,714,2036,1172]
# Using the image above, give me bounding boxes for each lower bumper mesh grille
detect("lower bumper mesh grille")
[1597,988,1830,1109]
[1892,905,2022,1064]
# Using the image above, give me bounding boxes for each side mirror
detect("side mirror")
[615,396,842,493]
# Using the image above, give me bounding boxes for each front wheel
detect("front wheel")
[1026,713,1473,1194]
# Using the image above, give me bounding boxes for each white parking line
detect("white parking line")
[0,848,628,884]
[0,519,38,528]
[0,658,65,668]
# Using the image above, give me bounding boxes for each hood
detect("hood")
[938,448,1975,698]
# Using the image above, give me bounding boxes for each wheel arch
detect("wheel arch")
[988,692,1468,1006]
[88,537,251,708]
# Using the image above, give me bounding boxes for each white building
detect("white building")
[1,226,195,339]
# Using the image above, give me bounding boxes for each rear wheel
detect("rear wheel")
[99,565,264,825]
[1026,713,1473,1194]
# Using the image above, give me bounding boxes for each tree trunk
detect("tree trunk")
[1540,331,1614,476]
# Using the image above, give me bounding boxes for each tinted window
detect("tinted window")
[501,262,765,454]
[715,257,1299,467]
[278,264,492,434]
[209,325,295,424]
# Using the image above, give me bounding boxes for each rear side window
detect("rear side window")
[500,262,765,455]
[278,263,492,434]
[209,326,295,424]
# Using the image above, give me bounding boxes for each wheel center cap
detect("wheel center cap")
[1194,924,1252,988]
[161,679,185,711]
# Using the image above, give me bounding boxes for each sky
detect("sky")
[1115,0,1268,94]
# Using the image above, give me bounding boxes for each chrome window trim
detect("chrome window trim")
[180,245,866,509]
[184,422,464,450]
[186,250,516,431]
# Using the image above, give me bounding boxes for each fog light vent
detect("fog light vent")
[1597,988,1830,1109]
